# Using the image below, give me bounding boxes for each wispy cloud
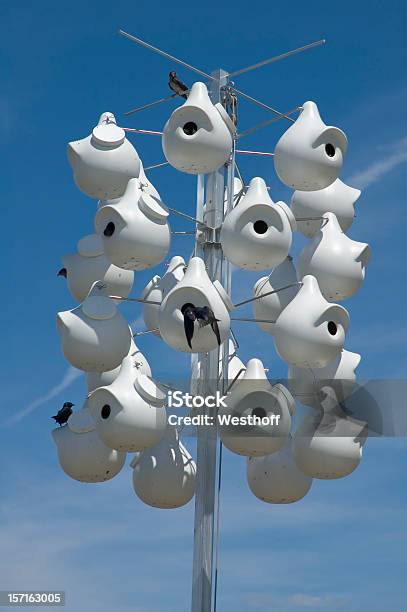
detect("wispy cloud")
[2,366,82,427]
[348,137,407,189]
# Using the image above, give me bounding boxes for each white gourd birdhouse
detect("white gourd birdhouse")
[247,438,312,504]
[52,403,126,483]
[159,256,232,353]
[86,336,151,392]
[293,386,367,479]
[162,82,234,174]
[67,112,141,199]
[95,178,171,271]
[273,275,349,368]
[252,256,298,335]
[291,178,361,237]
[142,256,186,338]
[288,349,360,408]
[274,101,348,191]
[219,359,294,457]
[57,282,132,372]
[220,177,296,271]
[61,233,134,303]
[297,212,371,301]
[131,425,196,509]
[87,355,167,452]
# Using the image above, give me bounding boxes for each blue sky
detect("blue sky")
[1,0,407,610]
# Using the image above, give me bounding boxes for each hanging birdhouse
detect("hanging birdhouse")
[247,438,312,504]
[159,256,232,353]
[292,386,367,479]
[95,178,171,271]
[131,425,196,509]
[162,82,234,174]
[252,256,298,335]
[291,178,361,237]
[86,336,151,392]
[57,282,132,372]
[274,101,348,191]
[61,233,134,303]
[273,275,349,368]
[297,212,371,301]
[87,356,167,452]
[142,256,186,338]
[219,359,294,457]
[67,111,141,199]
[288,349,360,408]
[220,177,296,271]
[52,402,126,483]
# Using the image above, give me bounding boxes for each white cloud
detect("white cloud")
[1,366,82,427]
[347,137,407,189]
[289,593,345,608]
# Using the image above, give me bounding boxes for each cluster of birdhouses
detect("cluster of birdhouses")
[53,89,370,510]
[54,110,198,509]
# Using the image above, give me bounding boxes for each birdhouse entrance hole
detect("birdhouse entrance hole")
[327,321,338,335]
[183,122,198,136]
[252,407,267,419]
[101,404,111,419]
[103,222,115,237]
[253,220,268,235]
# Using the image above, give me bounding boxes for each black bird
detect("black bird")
[182,304,221,349]
[51,402,74,426]
[57,267,67,278]
[169,71,189,99]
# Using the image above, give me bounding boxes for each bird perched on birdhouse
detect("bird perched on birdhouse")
[52,402,74,427]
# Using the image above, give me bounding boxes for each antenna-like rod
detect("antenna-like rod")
[124,93,177,116]
[232,86,296,122]
[237,106,301,139]
[229,38,326,78]
[119,30,214,81]
[119,30,296,123]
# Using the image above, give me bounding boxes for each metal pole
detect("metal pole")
[191,68,233,612]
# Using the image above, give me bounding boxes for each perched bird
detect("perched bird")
[169,71,189,99]
[182,304,221,349]
[51,402,74,427]
[57,267,67,278]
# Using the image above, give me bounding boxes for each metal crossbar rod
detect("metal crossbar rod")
[233,282,302,308]
[231,86,296,122]
[231,317,276,323]
[132,328,160,336]
[119,30,214,81]
[110,295,162,305]
[229,39,326,78]
[119,30,295,124]
[167,206,212,228]
[236,149,274,156]
[144,161,170,171]
[237,107,301,139]
[124,93,177,116]
[122,127,163,135]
